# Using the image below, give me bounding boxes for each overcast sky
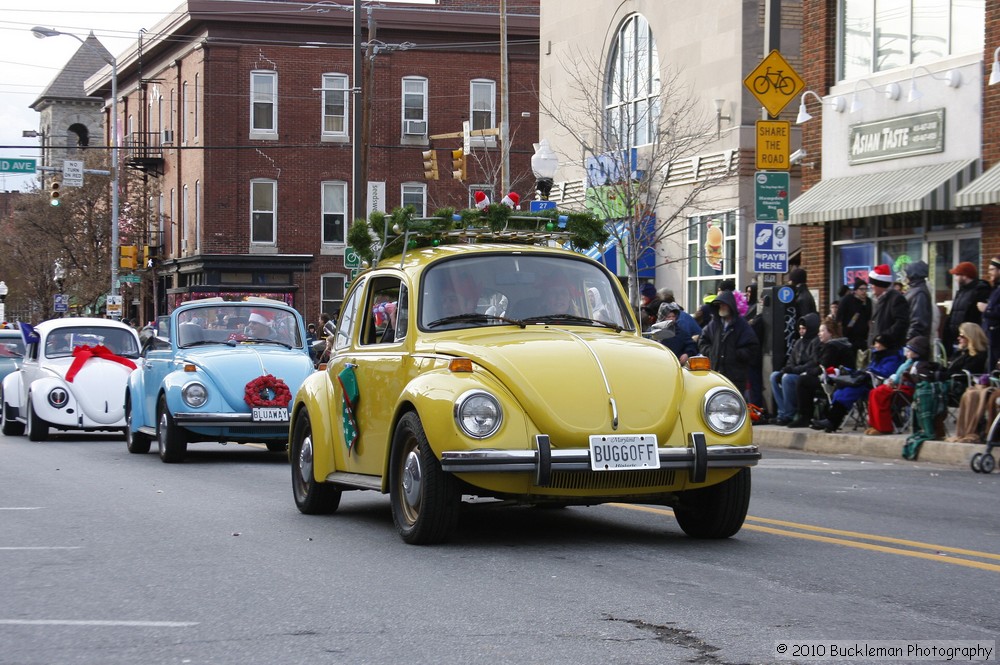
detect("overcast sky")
[0,2,183,192]
[0,1,440,193]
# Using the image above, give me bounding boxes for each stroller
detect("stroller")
[970,409,1000,473]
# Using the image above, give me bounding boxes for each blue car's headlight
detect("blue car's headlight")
[702,387,746,435]
[182,382,208,408]
[454,390,502,439]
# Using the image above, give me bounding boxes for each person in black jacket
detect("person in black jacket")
[944,261,991,354]
[836,278,871,354]
[791,319,855,427]
[769,312,820,425]
[698,290,760,392]
[981,256,1000,368]
[867,263,908,350]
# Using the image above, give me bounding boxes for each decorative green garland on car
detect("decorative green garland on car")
[347,203,609,266]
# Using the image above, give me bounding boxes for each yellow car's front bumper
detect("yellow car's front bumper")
[439,432,760,487]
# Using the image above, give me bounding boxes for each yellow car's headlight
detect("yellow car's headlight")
[702,387,746,435]
[454,390,502,439]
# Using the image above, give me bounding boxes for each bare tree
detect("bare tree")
[0,151,155,320]
[539,49,736,304]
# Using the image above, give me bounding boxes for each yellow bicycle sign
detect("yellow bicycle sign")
[744,50,804,118]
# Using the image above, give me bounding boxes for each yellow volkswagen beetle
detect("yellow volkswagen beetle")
[289,239,759,544]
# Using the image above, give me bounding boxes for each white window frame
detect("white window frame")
[321,73,349,139]
[251,179,278,245]
[470,79,496,147]
[182,184,190,255]
[194,180,201,252]
[401,182,427,216]
[193,73,200,140]
[605,13,661,150]
[250,70,278,138]
[181,80,188,144]
[402,76,428,140]
[321,181,348,246]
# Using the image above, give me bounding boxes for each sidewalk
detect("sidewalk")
[751,424,989,468]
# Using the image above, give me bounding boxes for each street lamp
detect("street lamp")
[531,139,559,201]
[0,281,8,325]
[32,26,120,307]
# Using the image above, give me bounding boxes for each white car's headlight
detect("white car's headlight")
[454,390,502,439]
[182,382,208,408]
[702,387,746,435]
[48,388,69,409]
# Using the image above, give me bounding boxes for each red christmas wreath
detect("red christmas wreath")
[244,374,292,408]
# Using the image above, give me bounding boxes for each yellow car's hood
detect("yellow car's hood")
[432,326,684,438]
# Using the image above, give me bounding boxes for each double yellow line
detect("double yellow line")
[616,504,1000,572]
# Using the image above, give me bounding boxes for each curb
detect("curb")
[751,424,989,468]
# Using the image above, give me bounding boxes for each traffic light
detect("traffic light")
[451,148,466,181]
[422,150,438,181]
[143,245,156,269]
[120,245,138,270]
[49,180,61,206]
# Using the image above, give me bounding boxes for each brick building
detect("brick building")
[83,0,539,323]
[793,0,994,321]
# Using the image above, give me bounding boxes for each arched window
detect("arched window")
[605,14,660,149]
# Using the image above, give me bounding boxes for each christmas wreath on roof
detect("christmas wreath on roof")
[346,193,609,267]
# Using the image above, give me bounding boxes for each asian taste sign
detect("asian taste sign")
[755,120,790,170]
[848,109,944,165]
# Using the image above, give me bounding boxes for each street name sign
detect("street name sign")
[0,158,36,174]
[743,50,805,118]
[755,120,790,170]
[62,160,84,187]
[754,171,790,222]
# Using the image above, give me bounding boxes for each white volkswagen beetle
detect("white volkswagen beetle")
[1,318,141,441]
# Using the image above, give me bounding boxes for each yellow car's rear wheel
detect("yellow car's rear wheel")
[389,412,459,545]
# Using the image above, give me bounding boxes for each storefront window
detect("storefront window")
[685,211,738,308]
[839,0,984,81]
[878,213,923,238]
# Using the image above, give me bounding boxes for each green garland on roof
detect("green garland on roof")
[346,203,609,266]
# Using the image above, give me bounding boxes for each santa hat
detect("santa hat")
[500,191,520,209]
[868,264,893,286]
[474,191,490,210]
[248,309,275,326]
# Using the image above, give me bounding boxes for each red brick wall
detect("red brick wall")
[982,6,1000,271]
[797,0,837,307]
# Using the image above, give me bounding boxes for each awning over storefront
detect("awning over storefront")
[956,161,1000,207]
[789,159,979,225]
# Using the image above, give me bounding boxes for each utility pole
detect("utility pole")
[352,0,364,224]
[500,0,510,194]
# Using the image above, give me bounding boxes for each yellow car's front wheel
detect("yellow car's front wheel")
[291,411,341,514]
[389,412,459,545]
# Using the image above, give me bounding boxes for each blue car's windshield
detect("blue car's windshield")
[176,305,303,348]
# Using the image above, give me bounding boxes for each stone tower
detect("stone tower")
[29,32,113,171]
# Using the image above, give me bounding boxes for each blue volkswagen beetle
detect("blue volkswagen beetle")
[125,297,315,463]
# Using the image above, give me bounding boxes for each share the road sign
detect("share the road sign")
[0,158,37,174]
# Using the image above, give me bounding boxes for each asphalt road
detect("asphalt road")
[1,433,998,665]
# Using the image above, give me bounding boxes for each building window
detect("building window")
[322,73,349,136]
[182,184,190,254]
[685,211,737,309]
[402,76,428,135]
[322,181,347,244]
[322,273,347,321]
[839,0,984,81]
[194,73,200,139]
[181,81,188,143]
[605,13,661,149]
[251,70,277,133]
[470,79,495,132]
[194,180,201,252]
[401,183,426,216]
[251,179,277,244]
